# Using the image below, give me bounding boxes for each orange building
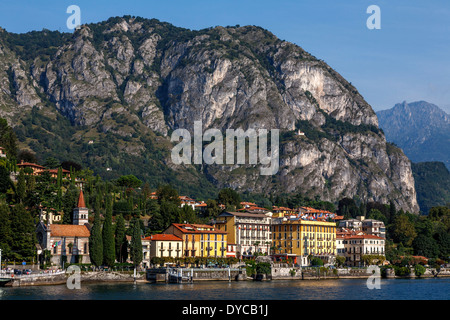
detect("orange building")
[163,223,228,258]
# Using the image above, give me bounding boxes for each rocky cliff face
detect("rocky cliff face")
[0,17,419,212]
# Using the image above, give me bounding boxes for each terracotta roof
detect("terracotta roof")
[337,233,384,240]
[171,223,227,234]
[77,189,86,208]
[18,162,46,169]
[221,211,269,218]
[238,206,268,211]
[240,202,257,206]
[46,168,70,174]
[145,234,182,241]
[272,206,293,211]
[195,203,207,207]
[50,224,90,237]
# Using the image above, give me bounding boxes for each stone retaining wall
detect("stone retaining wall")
[146,268,245,282]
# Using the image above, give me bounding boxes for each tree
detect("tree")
[16,169,26,203]
[335,256,346,267]
[61,160,82,172]
[205,199,222,218]
[35,171,58,214]
[156,184,180,206]
[62,183,78,224]
[310,257,324,266]
[129,218,143,268]
[0,203,12,260]
[0,165,13,194]
[412,234,439,258]
[160,200,181,228]
[391,214,417,247]
[433,228,450,260]
[147,201,165,232]
[102,196,115,267]
[0,118,17,158]
[44,157,60,169]
[414,264,426,277]
[367,209,388,225]
[255,262,271,275]
[9,203,36,261]
[116,175,142,189]
[17,149,37,163]
[114,213,128,263]
[55,167,63,211]
[180,205,197,223]
[218,188,241,210]
[389,200,397,223]
[89,209,103,267]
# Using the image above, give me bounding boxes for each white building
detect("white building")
[336,230,385,267]
[214,211,272,258]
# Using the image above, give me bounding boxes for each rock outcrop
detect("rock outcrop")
[0,16,419,212]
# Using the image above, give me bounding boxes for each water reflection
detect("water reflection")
[0,278,448,300]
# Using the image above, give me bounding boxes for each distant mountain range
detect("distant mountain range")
[377,101,450,169]
[377,101,450,214]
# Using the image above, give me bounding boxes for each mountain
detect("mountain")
[376,101,450,169]
[0,16,419,212]
[411,162,450,214]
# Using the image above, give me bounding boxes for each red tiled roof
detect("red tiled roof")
[145,234,182,241]
[46,168,70,174]
[241,202,257,206]
[195,203,207,207]
[171,223,227,234]
[18,162,46,169]
[338,233,384,240]
[50,224,90,237]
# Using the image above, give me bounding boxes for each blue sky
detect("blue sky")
[1,0,449,112]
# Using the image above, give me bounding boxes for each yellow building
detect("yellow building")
[163,223,228,258]
[271,217,337,263]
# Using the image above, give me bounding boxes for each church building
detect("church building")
[36,189,91,266]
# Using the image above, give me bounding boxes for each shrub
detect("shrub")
[310,257,324,266]
[414,264,426,277]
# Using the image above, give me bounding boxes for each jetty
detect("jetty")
[0,271,66,287]
[147,267,245,283]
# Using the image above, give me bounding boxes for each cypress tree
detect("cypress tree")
[89,209,103,267]
[102,195,115,267]
[114,213,128,263]
[9,203,36,261]
[26,173,35,193]
[0,203,12,259]
[16,169,26,204]
[389,200,397,224]
[130,218,143,268]
[55,167,63,211]
[62,183,78,224]
[0,165,12,194]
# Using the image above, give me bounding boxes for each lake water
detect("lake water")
[0,278,449,300]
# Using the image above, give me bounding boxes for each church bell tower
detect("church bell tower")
[73,189,89,226]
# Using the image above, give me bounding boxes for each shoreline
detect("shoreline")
[2,268,449,287]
